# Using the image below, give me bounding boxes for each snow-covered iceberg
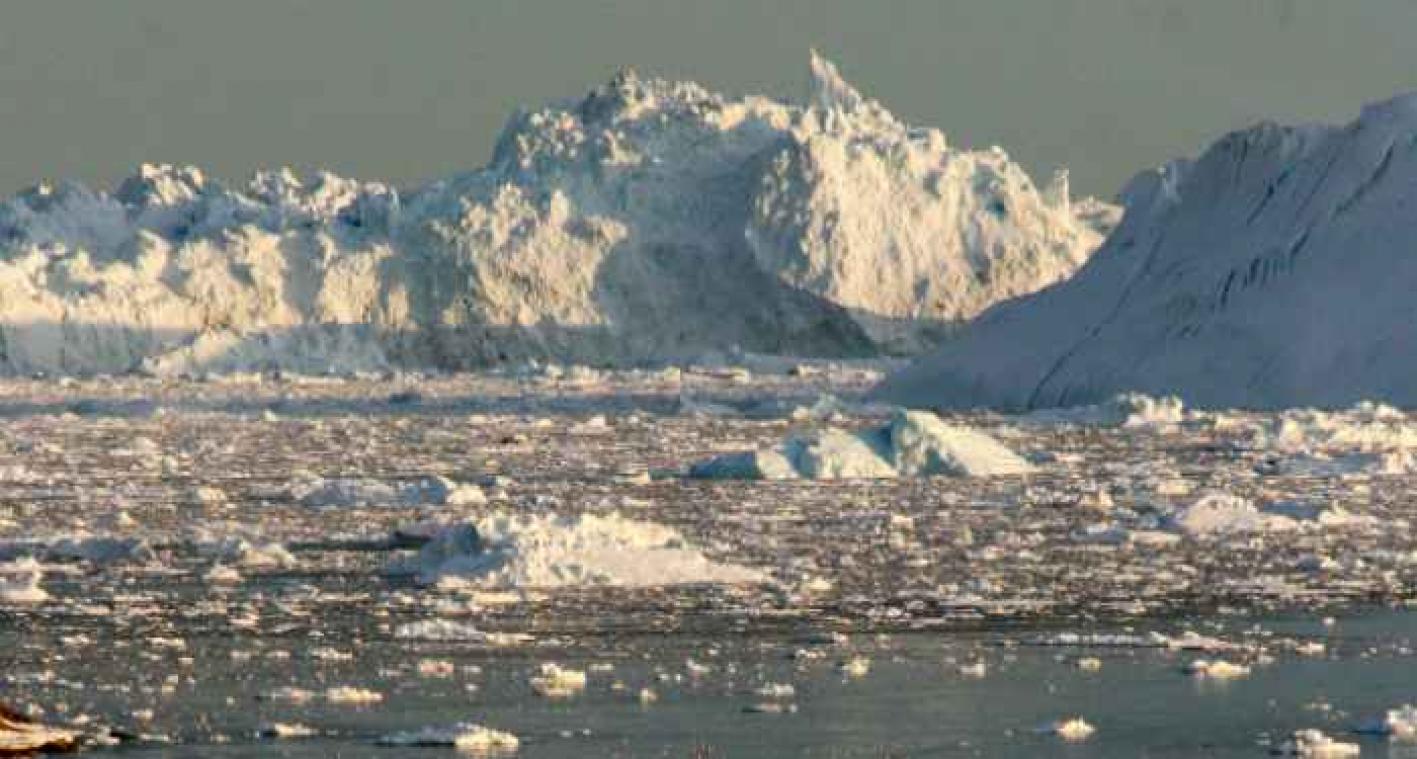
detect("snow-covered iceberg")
[0,53,1112,375]
[690,409,1034,480]
[876,92,1417,410]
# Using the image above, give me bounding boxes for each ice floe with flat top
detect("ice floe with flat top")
[391,512,766,588]
[690,409,1033,480]
[377,724,519,752]
[290,476,484,509]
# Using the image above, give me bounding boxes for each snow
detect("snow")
[877,91,1417,410]
[0,53,1110,376]
[691,409,1033,480]
[394,513,767,589]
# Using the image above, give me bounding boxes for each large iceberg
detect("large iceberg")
[876,92,1417,410]
[0,53,1112,375]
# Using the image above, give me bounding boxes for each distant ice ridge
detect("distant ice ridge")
[877,91,1417,410]
[690,409,1033,480]
[393,512,766,589]
[0,52,1114,376]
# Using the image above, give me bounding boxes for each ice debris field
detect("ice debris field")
[0,367,1416,755]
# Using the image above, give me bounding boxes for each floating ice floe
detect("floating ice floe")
[44,535,155,565]
[0,704,78,755]
[1051,718,1096,741]
[323,686,383,705]
[196,537,298,569]
[530,663,587,698]
[1184,659,1251,679]
[1255,403,1417,453]
[689,409,1033,480]
[1169,493,1377,537]
[1275,729,1360,757]
[838,657,871,678]
[1022,393,1185,429]
[291,476,484,509]
[393,619,490,642]
[1169,493,1299,536]
[1244,403,1417,477]
[259,723,318,740]
[1356,704,1417,741]
[0,558,48,604]
[391,513,766,589]
[377,724,519,752]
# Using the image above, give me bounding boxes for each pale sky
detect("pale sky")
[2,0,1415,198]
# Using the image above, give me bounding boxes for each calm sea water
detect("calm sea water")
[15,606,1417,757]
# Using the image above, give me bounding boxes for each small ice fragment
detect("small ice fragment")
[530,664,587,698]
[204,564,242,585]
[838,657,870,678]
[259,723,317,739]
[260,687,315,703]
[324,687,383,705]
[1275,729,1360,756]
[1185,660,1251,679]
[1052,718,1095,741]
[0,704,78,755]
[755,683,795,699]
[0,559,48,604]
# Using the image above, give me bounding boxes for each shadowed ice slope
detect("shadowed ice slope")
[876,93,1417,410]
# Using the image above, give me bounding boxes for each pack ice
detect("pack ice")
[0,53,1112,375]
[877,92,1417,410]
